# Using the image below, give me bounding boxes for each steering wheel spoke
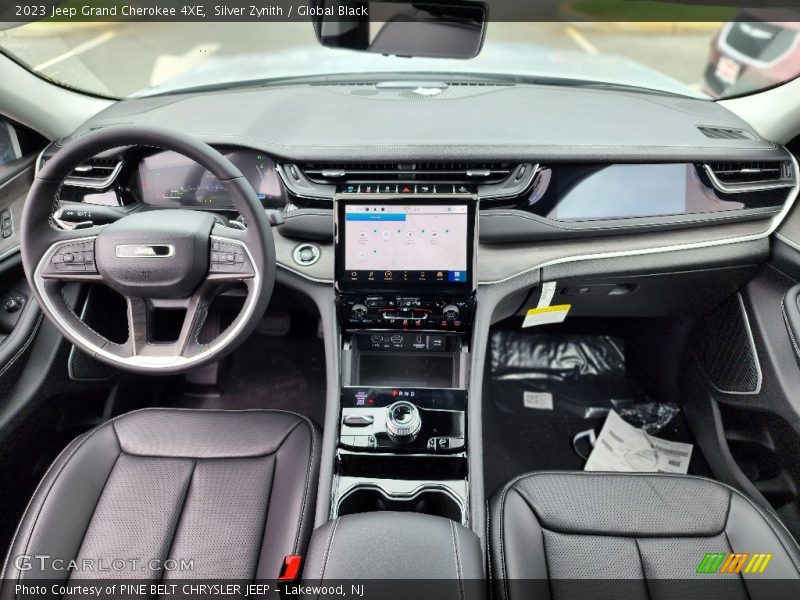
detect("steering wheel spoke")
[37,235,103,282]
[121,283,218,360]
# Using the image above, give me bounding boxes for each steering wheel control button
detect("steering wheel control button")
[47,240,97,273]
[385,401,422,442]
[209,239,249,274]
[293,243,321,267]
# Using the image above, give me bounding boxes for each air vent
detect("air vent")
[40,157,123,189]
[698,126,754,140]
[703,160,794,192]
[299,162,514,185]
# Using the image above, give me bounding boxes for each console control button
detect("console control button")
[343,415,374,427]
[427,436,464,452]
[398,297,421,308]
[340,434,376,449]
[365,296,386,308]
[427,335,446,350]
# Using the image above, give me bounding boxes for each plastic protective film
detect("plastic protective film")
[489,331,679,433]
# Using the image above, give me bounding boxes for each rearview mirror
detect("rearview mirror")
[313,0,487,59]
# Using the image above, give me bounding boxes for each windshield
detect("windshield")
[1,20,799,99]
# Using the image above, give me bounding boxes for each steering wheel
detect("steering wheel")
[20,126,276,374]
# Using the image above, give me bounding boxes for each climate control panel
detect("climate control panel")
[337,294,475,331]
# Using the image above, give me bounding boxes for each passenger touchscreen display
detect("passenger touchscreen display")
[336,199,475,291]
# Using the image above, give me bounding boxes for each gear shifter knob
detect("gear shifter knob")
[385,401,422,442]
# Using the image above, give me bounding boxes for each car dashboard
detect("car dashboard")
[11,79,793,292]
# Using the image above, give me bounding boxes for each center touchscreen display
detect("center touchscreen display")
[336,199,475,291]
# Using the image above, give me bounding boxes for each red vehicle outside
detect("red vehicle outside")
[704,11,800,98]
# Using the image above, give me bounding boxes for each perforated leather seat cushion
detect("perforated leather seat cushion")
[490,472,800,600]
[1,408,319,590]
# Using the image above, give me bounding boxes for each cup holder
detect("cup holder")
[337,485,463,522]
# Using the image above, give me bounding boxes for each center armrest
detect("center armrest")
[302,512,485,599]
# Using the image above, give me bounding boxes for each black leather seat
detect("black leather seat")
[2,408,319,587]
[490,472,800,599]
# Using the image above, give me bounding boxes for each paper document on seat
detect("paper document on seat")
[585,410,693,473]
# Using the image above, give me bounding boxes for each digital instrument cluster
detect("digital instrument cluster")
[137,150,285,209]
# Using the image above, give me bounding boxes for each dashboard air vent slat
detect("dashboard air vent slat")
[703,160,794,192]
[299,162,514,184]
[41,157,124,189]
[698,126,754,140]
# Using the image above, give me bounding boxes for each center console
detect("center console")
[332,191,477,525]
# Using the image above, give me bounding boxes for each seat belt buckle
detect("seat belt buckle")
[278,555,303,581]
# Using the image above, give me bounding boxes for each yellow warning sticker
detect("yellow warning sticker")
[522,304,571,328]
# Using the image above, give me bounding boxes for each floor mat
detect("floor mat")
[483,400,593,496]
[483,329,708,497]
[171,320,327,428]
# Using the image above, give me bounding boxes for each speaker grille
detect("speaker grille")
[693,294,761,393]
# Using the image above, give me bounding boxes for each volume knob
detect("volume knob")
[442,305,460,321]
[350,303,368,322]
[385,401,422,442]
